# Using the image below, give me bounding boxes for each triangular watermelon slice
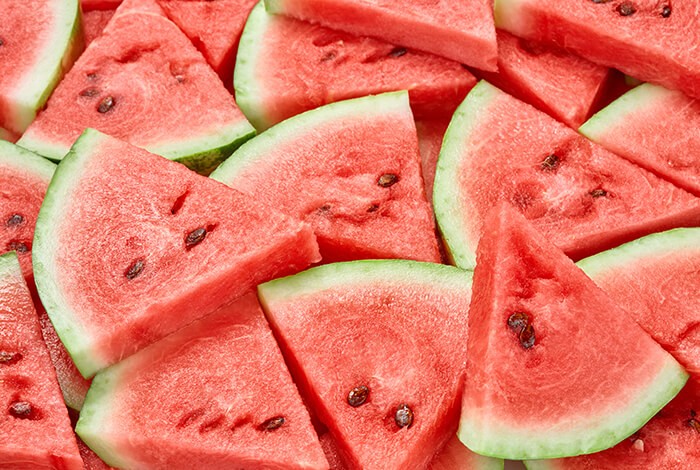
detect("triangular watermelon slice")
[76,293,328,469]
[0,252,83,469]
[258,260,474,469]
[18,0,255,174]
[264,0,498,71]
[433,81,700,269]
[211,92,441,264]
[235,1,476,130]
[459,204,688,459]
[0,0,82,134]
[32,128,320,378]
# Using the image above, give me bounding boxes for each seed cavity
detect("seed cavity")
[171,190,189,215]
[617,1,637,16]
[395,404,414,428]
[0,351,22,365]
[125,259,145,280]
[688,410,700,434]
[7,241,29,254]
[591,0,612,3]
[507,312,536,349]
[661,4,672,17]
[590,188,608,198]
[6,214,23,227]
[8,401,41,420]
[87,72,98,81]
[185,227,208,249]
[321,51,337,62]
[367,204,380,213]
[176,408,206,429]
[377,173,399,188]
[347,385,369,407]
[259,416,285,431]
[540,154,560,171]
[80,87,100,98]
[389,47,407,58]
[0,37,4,47]
[199,415,225,433]
[97,96,115,113]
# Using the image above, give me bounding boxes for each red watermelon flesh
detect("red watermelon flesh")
[581,83,700,197]
[459,204,688,460]
[18,0,255,174]
[78,438,114,470]
[526,380,700,469]
[416,117,450,207]
[159,0,258,84]
[81,0,123,9]
[477,30,610,128]
[258,260,474,469]
[235,2,477,131]
[265,0,497,71]
[578,228,700,377]
[32,129,320,378]
[76,293,328,469]
[495,0,700,100]
[429,435,504,470]
[82,8,116,46]
[0,253,83,470]
[211,92,441,264]
[0,127,19,143]
[433,81,700,269]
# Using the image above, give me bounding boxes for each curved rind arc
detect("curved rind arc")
[0,139,57,181]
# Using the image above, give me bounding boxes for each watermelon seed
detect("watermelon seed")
[395,404,414,428]
[661,5,672,17]
[318,204,332,214]
[259,416,285,431]
[6,214,24,227]
[519,324,536,349]
[87,72,98,81]
[7,241,29,254]
[80,88,100,98]
[125,259,145,280]
[0,38,4,47]
[321,51,337,62]
[0,351,22,365]
[98,96,115,113]
[590,188,608,198]
[367,204,380,213]
[591,0,612,3]
[185,227,209,249]
[8,401,41,420]
[171,190,190,215]
[540,154,560,171]
[347,385,370,407]
[617,1,637,16]
[377,173,399,187]
[389,47,407,58]
[507,312,530,332]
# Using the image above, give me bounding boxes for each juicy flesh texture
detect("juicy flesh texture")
[21,0,249,159]
[461,206,685,456]
[478,30,609,128]
[79,294,328,470]
[44,133,319,376]
[455,85,700,262]
[428,435,501,470]
[78,439,113,470]
[585,86,700,197]
[262,280,471,469]
[214,104,441,264]
[82,9,115,46]
[0,258,83,470]
[496,0,700,100]
[416,117,450,206]
[247,7,476,128]
[159,0,258,82]
[81,0,123,9]
[268,0,497,71]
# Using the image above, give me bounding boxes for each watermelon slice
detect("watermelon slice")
[433,81,700,269]
[494,0,700,100]
[32,128,320,378]
[18,0,255,174]
[416,118,450,206]
[580,83,700,197]
[477,30,610,128]
[235,2,476,131]
[258,260,474,469]
[82,9,116,46]
[211,92,441,264]
[459,204,688,459]
[0,0,82,135]
[264,0,498,71]
[0,252,83,470]
[76,293,328,469]
[578,228,700,377]
[429,435,504,470]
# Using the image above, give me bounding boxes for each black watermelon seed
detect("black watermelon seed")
[185,228,207,248]
[318,204,332,214]
[8,241,29,254]
[591,0,612,3]
[688,416,700,433]
[519,323,536,349]
[80,87,100,98]
[661,5,672,17]
[321,51,337,62]
[0,351,22,365]
[367,204,380,213]
[8,401,41,420]
[590,188,608,198]
[507,312,529,332]
[97,96,115,113]
[347,385,370,407]
[87,72,98,81]
[617,2,637,16]
[540,154,560,171]
[395,404,414,428]
[6,214,24,227]
[0,38,4,47]
[377,173,399,188]
[259,416,285,431]
[389,47,407,58]
[125,259,145,280]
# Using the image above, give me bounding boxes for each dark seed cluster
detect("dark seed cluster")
[7,241,29,254]
[508,311,536,349]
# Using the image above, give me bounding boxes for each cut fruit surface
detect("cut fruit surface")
[416,117,450,206]
[77,293,328,470]
[18,0,255,174]
[581,83,700,197]
[264,0,497,71]
[459,204,688,460]
[211,92,441,264]
[33,129,320,378]
[236,1,476,130]
[82,9,115,46]
[429,435,504,470]
[0,252,83,470]
[433,81,700,269]
[258,260,473,469]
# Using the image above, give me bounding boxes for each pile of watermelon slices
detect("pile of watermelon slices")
[1,0,699,468]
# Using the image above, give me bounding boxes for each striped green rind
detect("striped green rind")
[433,81,501,270]
[0,139,56,181]
[32,129,112,378]
[458,360,687,460]
[211,91,410,182]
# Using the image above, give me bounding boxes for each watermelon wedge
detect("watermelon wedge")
[0,0,82,135]
[477,31,610,128]
[258,260,473,469]
[459,204,688,459]
[578,228,700,377]
[18,0,255,174]
[211,92,441,263]
[32,128,320,378]
[76,293,328,469]
[235,2,476,131]
[494,0,700,100]
[580,83,700,197]
[264,0,498,71]
[433,81,700,269]
[0,252,83,470]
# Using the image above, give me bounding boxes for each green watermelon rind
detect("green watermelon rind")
[0,252,23,283]
[493,0,536,39]
[5,0,83,135]
[32,128,113,378]
[433,80,500,270]
[0,139,56,182]
[211,91,411,182]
